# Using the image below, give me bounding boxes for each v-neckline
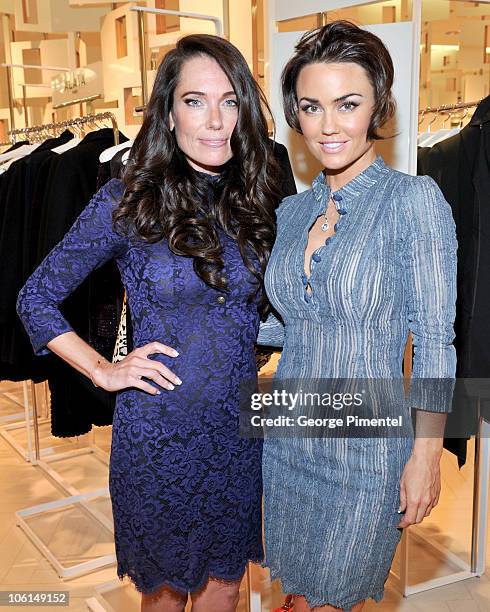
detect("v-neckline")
[303,197,339,276]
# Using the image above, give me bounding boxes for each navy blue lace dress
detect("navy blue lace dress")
[17,178,264,594]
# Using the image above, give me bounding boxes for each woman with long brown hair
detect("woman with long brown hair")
[17,34,287,612]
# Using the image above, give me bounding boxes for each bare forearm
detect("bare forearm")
[48,332,180,394]
[47,331,108,383]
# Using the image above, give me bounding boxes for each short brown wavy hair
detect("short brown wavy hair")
[281,20,396,140]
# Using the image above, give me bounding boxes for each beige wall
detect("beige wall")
[13,0,107,33]
[229,0,252,68]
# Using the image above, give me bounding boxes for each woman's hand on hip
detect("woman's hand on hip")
[397,441,443,528]
[91,341,181,395]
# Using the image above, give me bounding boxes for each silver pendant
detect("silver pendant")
[321,221,329,232]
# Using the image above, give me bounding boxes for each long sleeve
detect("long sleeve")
[17,179,127,356]
[402,175,457,412]
[257,309,285,348]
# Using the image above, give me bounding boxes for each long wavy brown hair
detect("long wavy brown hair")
[114,34,281,317]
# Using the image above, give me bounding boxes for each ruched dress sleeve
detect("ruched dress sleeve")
[402,175,457,414]
[16,179,127,356]
[257,310,285,348]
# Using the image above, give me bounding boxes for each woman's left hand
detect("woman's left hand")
[397,442,443,528]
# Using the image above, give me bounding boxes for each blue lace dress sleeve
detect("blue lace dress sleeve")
[17,178,127,356]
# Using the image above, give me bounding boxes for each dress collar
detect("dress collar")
[194,169,223,185]
[311,155,388,206]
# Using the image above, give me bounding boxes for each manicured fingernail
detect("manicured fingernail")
[156,391,161,395]
[175,377,182,385]
[172,350,179,357]
[168,383,175,390]
[397,508,402,513]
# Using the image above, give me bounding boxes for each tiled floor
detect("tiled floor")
[0,378,489,611]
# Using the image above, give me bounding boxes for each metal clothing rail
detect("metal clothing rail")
[418,99,482,114]
[12,106,121,463]
[8,111,119,145]
[52,94,102,110]
[0,62,70,71]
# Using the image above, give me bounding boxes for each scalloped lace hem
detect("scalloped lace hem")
[117,557,264,596]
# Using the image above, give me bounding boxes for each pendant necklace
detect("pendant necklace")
[321,196,332,232]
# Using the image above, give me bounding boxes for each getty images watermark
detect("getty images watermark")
[248,388,403,431]
[239,378,461,439]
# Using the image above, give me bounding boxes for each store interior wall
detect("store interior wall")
[0,1,489,164]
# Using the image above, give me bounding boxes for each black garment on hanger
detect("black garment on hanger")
[37,129,127,262]
[270,140,297,200]
[35,128,128,437]
[0,130,74,382]
[109,145,132,179]
[2,140,29,153]
[418,96,490,467]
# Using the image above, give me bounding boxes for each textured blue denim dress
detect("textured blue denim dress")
[257,156,457,609]
[17,177,264,595]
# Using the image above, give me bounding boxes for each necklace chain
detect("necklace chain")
[321,195,334,232]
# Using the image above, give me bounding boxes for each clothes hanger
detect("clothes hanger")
[50,121,81,154]
[51,131,81,154]
[456,107,470,128]
[0,141,42,164]
[418,113,439,146]
[99,139,134,163]
[423,110,457,147]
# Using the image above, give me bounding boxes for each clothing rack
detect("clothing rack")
[8,110,121,580]
[418,99,482,114]
[8,111,120,146]
[17,106,121,465]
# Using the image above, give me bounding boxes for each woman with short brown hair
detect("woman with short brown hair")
[259,21,457,611]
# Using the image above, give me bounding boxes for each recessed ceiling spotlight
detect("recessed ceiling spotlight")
[445,30,461,35]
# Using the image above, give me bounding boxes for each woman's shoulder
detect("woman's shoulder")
[388,169,440,195]
[385,169,455,236]
[275,189,314,219]
[100,177,125,202]
[87,179,125,219]
[75,178,126,233]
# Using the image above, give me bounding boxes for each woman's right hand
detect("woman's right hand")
[91,341,181,395]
